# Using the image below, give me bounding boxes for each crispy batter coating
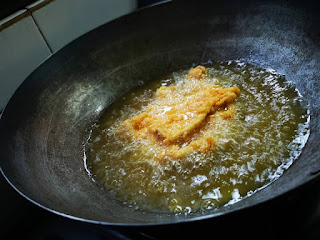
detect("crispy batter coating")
[187,65,208,79]
[118,66,240,160]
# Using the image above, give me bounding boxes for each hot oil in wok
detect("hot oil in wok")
[85,61,309,214]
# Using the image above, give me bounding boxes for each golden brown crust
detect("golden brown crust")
[117,66,240,160]
[187,65,208,79]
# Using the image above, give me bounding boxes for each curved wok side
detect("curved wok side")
[0,0,319,225]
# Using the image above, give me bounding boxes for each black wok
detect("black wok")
[1,0,320,226]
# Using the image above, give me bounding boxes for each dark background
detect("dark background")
[0,0,34,20]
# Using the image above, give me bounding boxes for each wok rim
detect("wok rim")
[0,0,319,226]
[0,143,317,226]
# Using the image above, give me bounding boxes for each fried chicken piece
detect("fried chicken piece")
[118,66,240,160]
[187,65,208,79]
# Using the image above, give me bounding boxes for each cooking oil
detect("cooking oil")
[85,61,309,214]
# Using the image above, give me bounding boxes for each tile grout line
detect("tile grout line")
[27,9,53,54]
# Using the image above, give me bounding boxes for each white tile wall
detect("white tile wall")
[0,0,137,110]
[0,12,52,110]
[29,0,137,52]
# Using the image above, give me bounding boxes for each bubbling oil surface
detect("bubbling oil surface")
[85,61,309,214]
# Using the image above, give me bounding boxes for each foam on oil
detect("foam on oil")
[85,61,309,214]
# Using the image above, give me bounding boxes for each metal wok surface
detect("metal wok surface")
[0,0,320,225]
